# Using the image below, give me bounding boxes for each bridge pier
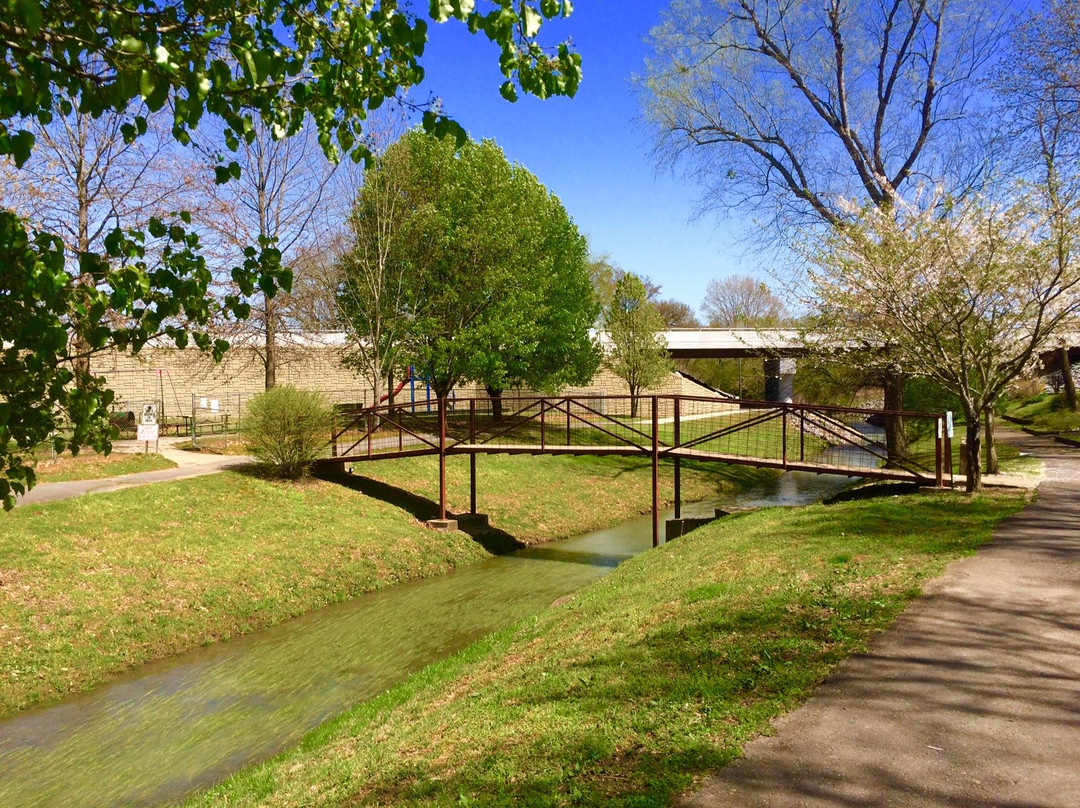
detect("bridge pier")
[764,358,796,403]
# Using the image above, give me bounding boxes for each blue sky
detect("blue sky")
[417,4,751,312]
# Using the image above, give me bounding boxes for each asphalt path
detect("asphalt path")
[16,445,252,506]
[683,431,1080,808]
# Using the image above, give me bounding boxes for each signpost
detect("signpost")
[138,403,159,454]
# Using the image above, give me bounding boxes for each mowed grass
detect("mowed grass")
[188,490,1027,808]
[908,431,1043,477]
[0,454,765,717]
[1006,392,1080,434]
[32,450,177,483]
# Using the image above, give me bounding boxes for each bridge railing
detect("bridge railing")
[326,393,947,483]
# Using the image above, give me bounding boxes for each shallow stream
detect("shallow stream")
[0,467,856,807]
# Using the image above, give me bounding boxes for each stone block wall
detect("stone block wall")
[91,344,736,423]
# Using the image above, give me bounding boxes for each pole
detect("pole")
[673,397,681,520]
[469,399,477,514]
[651,396,659,548]
[438,395,447,521]
[565,397,571,447]
[781,404,788,469]
[541,399,546,452]
[799,407,805,462]
[935,416,944,488]
[191,393,197,448]
[470,454,477,515]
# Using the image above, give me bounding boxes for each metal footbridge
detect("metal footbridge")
[317,394,952,547]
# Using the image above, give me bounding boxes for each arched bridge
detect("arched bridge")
[317,394,952,547]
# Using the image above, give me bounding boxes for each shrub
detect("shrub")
[243,387,331,479]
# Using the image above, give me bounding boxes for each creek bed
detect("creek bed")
[0,468,856,807]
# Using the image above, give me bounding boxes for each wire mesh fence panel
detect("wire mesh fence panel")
[318,393,946,485]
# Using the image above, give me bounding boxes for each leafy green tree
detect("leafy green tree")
[340,130,599,412]
[603,273,673,417]
[0,0,580,507]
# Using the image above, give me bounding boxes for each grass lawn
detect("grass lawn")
[907,430,1042,477]
[31,450,177,483]
[1005,392,1080,434]
[0,454,768,717]
[188,489,1027,808]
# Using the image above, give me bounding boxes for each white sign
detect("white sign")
[210,399,220,413]
[137,423,159,442]
[199,397,208,409]
[141,403,158,425]
[946,411,954,439]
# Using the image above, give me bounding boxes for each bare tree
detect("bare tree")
[996,0,1080,419]
[642,0,1011,447]
[701,274,788,326]
[655,299,700,328]
[0,105,183,381]
[642,0,1011,230]
[202,119,338,389]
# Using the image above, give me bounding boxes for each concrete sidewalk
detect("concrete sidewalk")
[683,432,1080,808]
[17,443,252,506]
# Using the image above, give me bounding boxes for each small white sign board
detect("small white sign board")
[210,399,220,413]
[137,423,159,442]
[141,403,158,425]
[200,397,208,409]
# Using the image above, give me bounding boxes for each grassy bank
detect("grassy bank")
[189,489,1027,808]
[32,450,176,483]
[1005,392,1080,434]
[346,453,772,544]
[0,454,765,716]
[908,431,1042,477]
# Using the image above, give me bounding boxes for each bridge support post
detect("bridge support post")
[439,396,447,520]
[427,395,458,532]
[673,397,681,520]
[652,396,660,549]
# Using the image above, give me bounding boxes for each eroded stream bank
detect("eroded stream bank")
[0,469,855,807]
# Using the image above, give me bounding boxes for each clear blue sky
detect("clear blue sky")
[417,5,752,312]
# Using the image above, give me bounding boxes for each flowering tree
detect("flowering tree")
[808,195,1080,490]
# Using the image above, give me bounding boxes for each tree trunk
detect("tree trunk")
[883,367,908,462]
[486,384,504,422]
[964,416,982,493]
[387,367,395,408]
[264,299,277,390]
[984,409,999,475]
[1061,346,1078,412]
[629,386,640,419]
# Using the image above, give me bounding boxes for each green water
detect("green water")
[0,471,853,807]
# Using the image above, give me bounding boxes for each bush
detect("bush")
[243,387,331,479]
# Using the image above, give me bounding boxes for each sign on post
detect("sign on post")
[138,403,159,451]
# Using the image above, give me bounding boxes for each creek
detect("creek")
[0,466,857,807]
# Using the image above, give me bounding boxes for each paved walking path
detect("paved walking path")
[17,441,252,506]
[683,431,1080,808]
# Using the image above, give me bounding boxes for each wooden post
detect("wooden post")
[935,416,944,488]
[799,407,805,462]
[652,396,659,548]
[565,397,571,447]
[439,396,447,521]
[673,397,681,520]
